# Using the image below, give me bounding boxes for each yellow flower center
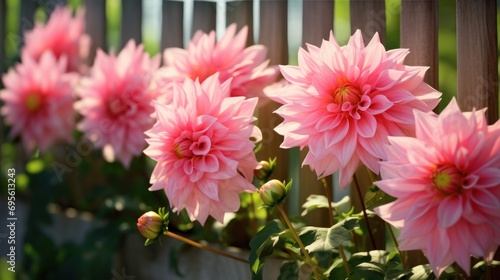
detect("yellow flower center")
[333,83,362,105]
[25,93,42,112]
[432,165,463,195]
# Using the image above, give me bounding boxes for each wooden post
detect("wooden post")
[257,0,289,186]
[226,0,253,46]
[192,0,216,35]
[350,0,386,45]
[161,0,184,49]
[456,0,498,124]
[400,0,438,267]
[121,0,143,47]
[0,0,5,74]
[19,0,38,48]
[43,0,67,15]
[300,0,334,227]
[349,0,386,251]
[84,0,107,61]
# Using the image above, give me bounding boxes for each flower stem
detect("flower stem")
[386,222,408,269]
[321,178,334,226]
[338,244,351,276]
[277,205,323,280]
[165,231,249,264]
[353,174,376,250]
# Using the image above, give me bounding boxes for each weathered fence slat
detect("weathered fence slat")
[350,0,386,45]
[257,0,289,189]
[226,0,253,46]
[19,0,38,48]
[0,0,6,74]
[84,0,107,62]
[456,0,499,124]
[44,0,67,15]
[299,0,334,227]
[121,0,142,47]
[399,0,439,266]
[192,0,216,35]
[161,0,184,49]
[400,0,438,88]
[349,0,387,251]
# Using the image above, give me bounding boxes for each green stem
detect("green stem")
[386,223,408,269]
[165,231,249,264]
[353,174,376,250]
[321,178,334,226]
[338,244,351,276]
[277,206,323,280]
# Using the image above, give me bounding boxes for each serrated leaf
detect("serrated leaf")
[249,220,287,277]
[278,260,300,280]
[301,195,350,216]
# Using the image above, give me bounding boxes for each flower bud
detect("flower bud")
[259,179,287,207]
[254,160,274,181]
[137,211,164,240]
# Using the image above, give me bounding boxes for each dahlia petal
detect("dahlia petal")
[356,111,377,138]
[437,195,462,228]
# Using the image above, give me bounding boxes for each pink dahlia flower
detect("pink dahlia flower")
[22,5,90,73]
[0,52,76,153]
[144,74,261,225]
[272,30,441,188]
[75,40,160,167]
[151,24,278,104]
[375,98,500,277]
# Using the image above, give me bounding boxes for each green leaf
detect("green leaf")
[278,260,300,280]
[364,186,396,210]
[408,264,435,280]
[301,195,350,217]
[299,226,333,253]
[249,220,287,278]
[327,217,359,248]
[349,262,385,280]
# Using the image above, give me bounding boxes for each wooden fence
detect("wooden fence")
[1,0,499,267]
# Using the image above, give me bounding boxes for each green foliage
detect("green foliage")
[301,194,350,217]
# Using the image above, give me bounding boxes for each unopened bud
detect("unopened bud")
[254,158,276,181]
[137,211,164,240]
[259,179,287,207]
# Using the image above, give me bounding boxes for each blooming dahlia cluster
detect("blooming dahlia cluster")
[22,5,90,73]
[375,98,500,277]
[271,30,441,188]
[75,40,160,167]
[144,74,261,225]
[151,24,277,104]
[0,52,76,153]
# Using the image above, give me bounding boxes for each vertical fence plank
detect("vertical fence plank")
[456,0,498,123]
[161,0,183,49]
[400,0,438,88]
[44,0,67,15]
[302,0,333,47]
[226,0,253,45]
[257,0,289,187]
[192,0,216,35]
[0,0,6,74]
[349,0,386,251]
[300,0,334,226]
[121,0,143,47]
[350,0,386,44]
[400,0,438,267]
[19,0,38,48]
[84,0,107,62]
